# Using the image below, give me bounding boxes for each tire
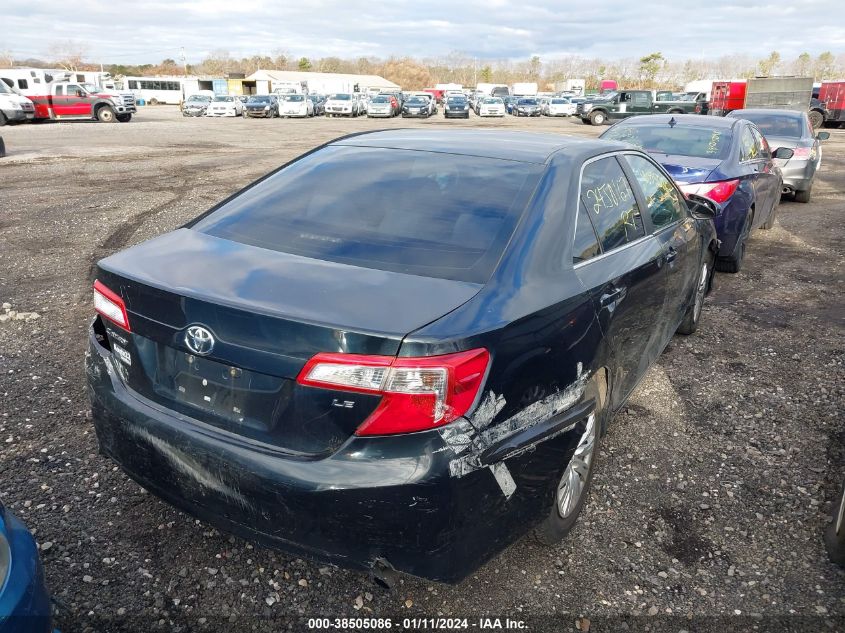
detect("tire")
[825,479,845,567]
[96,106,116,123]
[589,110,606,125]
[716,230,748,273]
[149,98,159,106]
[534,374,607,545]
[0,112,6,127]
[809,110,824,130]
[676,256,713,335]
[761,199,778,229]
[116,114,132,123]
[0,136,5,158]
[794,185,812,203]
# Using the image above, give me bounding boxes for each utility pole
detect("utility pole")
[180,46,188,77]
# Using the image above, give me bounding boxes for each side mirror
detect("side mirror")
[816,131,830,141]
[686,193,722,219]
[772,147,794,160]
[76,90,85,98]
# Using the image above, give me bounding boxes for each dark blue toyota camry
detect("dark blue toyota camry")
[87,130,718,584]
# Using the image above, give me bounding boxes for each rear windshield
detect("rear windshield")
[736,113,804,138]
[603,123,733,159]
[192,146,543,283]
[372,96,391,103]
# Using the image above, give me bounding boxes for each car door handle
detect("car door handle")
[665,247,677,263]
[600,287,626,308]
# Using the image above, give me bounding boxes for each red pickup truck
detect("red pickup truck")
[29,81,136,122]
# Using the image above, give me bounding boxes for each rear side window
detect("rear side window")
[18,79,28,89]
[579,157,645,252]
[573,203,600,263]
[750,126,770,158]
[192,146,543,283]
[623,155,686,229]
[740,126,760,161]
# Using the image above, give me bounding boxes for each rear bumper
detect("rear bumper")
[778,160,816,192]
[0,509,53,633]
[85,328,571,583]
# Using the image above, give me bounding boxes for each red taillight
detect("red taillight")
[93,280,130,331]
[679,179,740,204]
[790,147,811,160]
[297,348,490,436]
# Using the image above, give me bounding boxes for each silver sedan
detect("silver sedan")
[727,109,830,203]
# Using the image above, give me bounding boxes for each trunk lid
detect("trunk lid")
[96,229,481,455]
[651,154,723,184]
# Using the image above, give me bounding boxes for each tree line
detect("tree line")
[4,43,843,91]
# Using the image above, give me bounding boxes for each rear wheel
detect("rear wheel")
[809,110,824,129]
[535,374,607,545]
[677,257,713,335]
[0,112,7,126]
[825,480,845,567]
[96,106,116,123]
[794,185,812,203]
[761,199,778,229]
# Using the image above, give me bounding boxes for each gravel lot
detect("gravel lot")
[0,107,843,632]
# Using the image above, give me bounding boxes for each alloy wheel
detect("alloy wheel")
[693,263,708,322]
[556,413,597,518]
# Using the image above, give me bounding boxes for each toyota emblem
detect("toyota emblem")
[185,325,215,356]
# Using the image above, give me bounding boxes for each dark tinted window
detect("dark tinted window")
[18,79,28,89]
[573,203,600,263]
[192,146,543,283]
[624,155,685,229]
[579,157,644,252]
[603,123,733,159]
[738,113,804,138]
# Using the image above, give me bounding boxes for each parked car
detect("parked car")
[514,98,542,117]
[477,97,506,117]
[280,94,314,118]
[325,93,360,117]
[503,96,519,114]
[182,94,212,117]
[308,94,326,116]
[244,95,279,118]
[205,95,244,117]
[379,91,404,114]
[601,114,789,273]
[367,94,396,118]
[443,95,470,118]
[412,93,437,115]
[87,129,719,585]
[0,501,53,632]
[0,80,35,125]
[726,109,829,203]
[402,96,432,118]
[546,97,576,117]
[826,479,845,567]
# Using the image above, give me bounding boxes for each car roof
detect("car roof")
[331,130,629,164]
[615,114,740,130]
[728,108,805,119]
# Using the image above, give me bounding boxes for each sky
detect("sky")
[3,1,843,65]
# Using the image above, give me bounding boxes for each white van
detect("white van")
[0,80,35,125]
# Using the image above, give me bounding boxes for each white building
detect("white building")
[246,70,399,96]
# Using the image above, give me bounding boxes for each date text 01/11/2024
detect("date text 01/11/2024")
[306,617,528,630]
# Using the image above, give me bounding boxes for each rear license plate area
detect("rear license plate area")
[152,346,288,434]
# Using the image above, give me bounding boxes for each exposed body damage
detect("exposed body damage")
[446,363,589,481]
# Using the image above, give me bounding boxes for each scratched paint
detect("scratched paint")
[125,425,252,510]
[447,363,589,479]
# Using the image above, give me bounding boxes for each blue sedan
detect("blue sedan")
[601,114,789,273]
[0,502,53,633]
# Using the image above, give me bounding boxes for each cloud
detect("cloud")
[1,0,841,64]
